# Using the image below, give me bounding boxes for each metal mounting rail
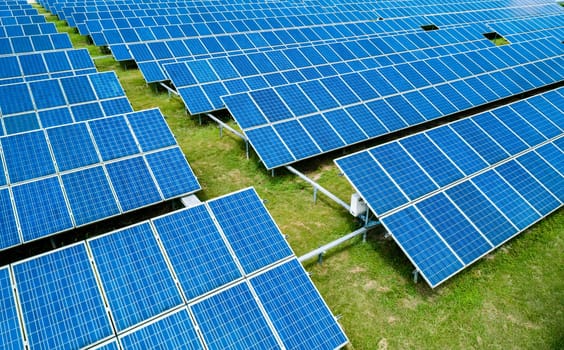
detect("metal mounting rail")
[285,165,350,212]
[298,227,368,263]
[159,83,180,96]
[206,113,247,140]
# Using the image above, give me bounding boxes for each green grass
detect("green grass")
[37,6,564,349]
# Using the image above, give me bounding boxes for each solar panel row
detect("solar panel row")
[1,188,348,350]
[0,22,57,37]
[224,38,563,168]
[0,71,133,135]
[0,47,96,85]
[0,108,200,250]
[167,24,492,112]
[0,32,73,55]
[335,88,564,287]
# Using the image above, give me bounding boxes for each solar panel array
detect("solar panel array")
[0,0,201,252]
[336,88,564,287]
[1,187,348,349]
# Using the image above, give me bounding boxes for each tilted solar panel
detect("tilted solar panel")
[336,88,563,287]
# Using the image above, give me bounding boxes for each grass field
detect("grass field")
[40,7,564,349]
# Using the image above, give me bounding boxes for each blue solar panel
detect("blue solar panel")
[191,282,280,350]
[0,188,19,251]
[208,188,293,273]
[445,181,518,246]
[152,205,242,301]
[0,83,34,115]
[245,127,294,169]
[13,176,73,242]
[145,147,200,199]
[106,156,162,211]
[119,308,203,349]
[251,259,348,350]
[62,166,120,226]
[0,266,23,349]
[47,123,99,171]
[382,206,464,287]
[337,89,563,287]
[13,244,113,350]
[1,131,55,183]
[89,72,126,99]
[127,109,176,152]
[60,75,97,104]
[89,116,139,161]
[89,223,183,332]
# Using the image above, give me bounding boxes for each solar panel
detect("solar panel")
[12,243,114,349]
[0,72,133,135]
[88,223,183,332]
[0,266,23,349]
[0,108,200,250]
[336,88,563,287]
[2,187,348,348]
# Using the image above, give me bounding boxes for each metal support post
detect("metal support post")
[206,114,246,140]
[285,166,350,212]
[219,125,223,138]
[317,251,324,264]
[245,141,249,159]
[313,187,318,204]
[412,269,419,283]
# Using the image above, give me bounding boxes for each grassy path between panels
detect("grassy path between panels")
[36,5,564,349]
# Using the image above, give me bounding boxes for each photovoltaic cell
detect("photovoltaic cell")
[1,131,55,183]
[153,205,242,300]
[89,223,183,332]
[145,148,200,199]
[106,157,162,212]
[47,123,99,171]
[251,259,349,350]
[208,188,293,273]
[0,266,23,349]
[89,116,139,161]
[119,308,203,350]
[13,244,113,350]
[191,282,280,350]
[62,166,119,226]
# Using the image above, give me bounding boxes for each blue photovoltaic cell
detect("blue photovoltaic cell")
[517,151,564,201]
[119,308,203,350]
[178,86,213,114]
[536,143,564,175]
[71,102,104,121]
[245,127,294,169]
[47,123,99,171]
[208,188,293,274]
[495,160,560,216]
[251,259,348,350]
[62,166,120,226]
[1,131,55,183]
[382,206,464,287]
[324,109,366,144]
[0,84,34,115]
[89,72,125,99]
[89,116,139,161]
[400,133,464,187]
[492,106,546,147]
[472,170,540,230]
[416,193,492,264]
[446,181,517,246]
[273,120,320,159]
[370,143,437,201]
[223,93,267,129]
[29,79,66,109]
[13,244,113,350]
[300,114,345,151]
[250,89,292,123]
[13,177,73,242]
[106,157,162,212]
[427,126,488,176]
[89,223,183,332]
[276,84,317,117]
[39,108,73,128]
[153,205,242,300]
[191,282,280,350]
[336,151,408,215]
[345,105,388,138]
[450,119,509,165]
[101,98,133,116]
[0,266,23,349]
[126,109,176,152]
[472,112,528,156]
[0,188,19,250]
[60,75,96,104]
[4,113,39,135]
[145,148,200,199]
